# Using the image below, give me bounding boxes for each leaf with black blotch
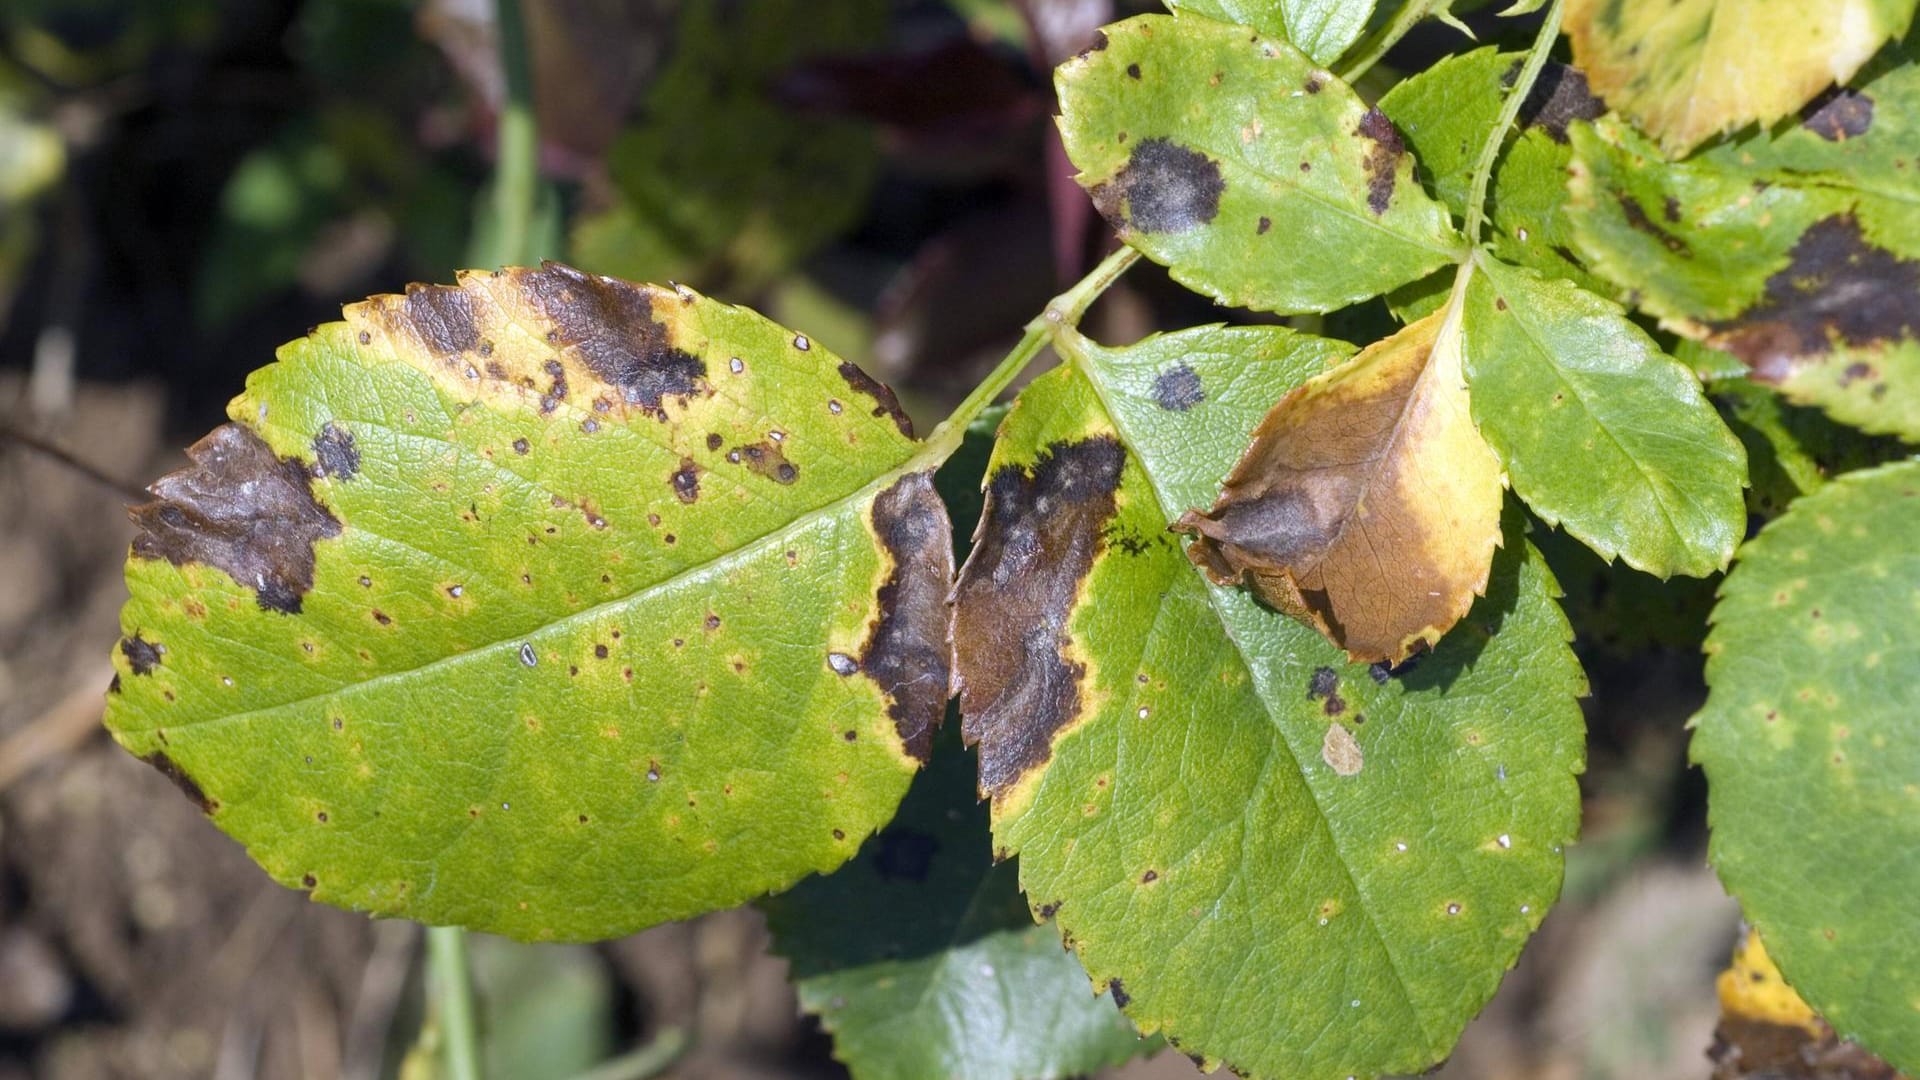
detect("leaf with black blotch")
[107,263,955,941]
[1054,14,1461,314]
[1562,0,1919,155]
[1707,930,1904,1080]
[1173,310,1505,663]
[1567,53,1920,439]
[950,323,1586,1080]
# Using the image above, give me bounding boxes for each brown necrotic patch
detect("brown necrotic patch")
[952,437,1125,799]
[858,472,954,762]
[141,752,215,814]
[1710,214,1920,383]
[1152,363,1204,411]
[1618,194,1692,255]
[515,264,706,414]
[121,634,163,674]
[400,283,481,357]
[836,361,914,437]
[1514,61,1606,143]
[729,441,799,485]
[312,421,359,480]
[1354,107,1405,215]
[1090,138,1224,235]
[670,457,702,503]
[129,424,341,614]
[1801,87,1874,141]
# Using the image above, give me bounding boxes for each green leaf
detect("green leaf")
[1562,0,1919,154]
[106,264,954,941]
[1055,14,1461,315]
[567,0,882,289]
[766,725,1153,1080]
[1163,0,1376,66]
[1567,98,1920,439]
[950,324,1587,1079]
[1708,375,1911,519]
[1463,256,1747,577]
[1377,47,1612,297]
[1692,458,1920,1072]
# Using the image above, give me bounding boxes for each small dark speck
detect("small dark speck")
[707,433,723,450]
[595,644,609,659]
[1257,216,1271,234]
[705,614,721,630]
[833,828,846,840]
[519,642,538,667]
[513,438,530,455]
[302,874,317,888]
[1127,63,1141,79]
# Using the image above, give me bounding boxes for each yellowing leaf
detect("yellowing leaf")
[1563,0,1919,155]
[1173,309,1505,663]
[1709,930,1907,1079]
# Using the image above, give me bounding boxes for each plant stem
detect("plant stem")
[0,426,149,503]
[1338,0,1445,83]
[568,1028,690,1080]
[1462,0,1564,245]
[426,926,482,1080]
[490,0,539,267]
[922,246,1140,457]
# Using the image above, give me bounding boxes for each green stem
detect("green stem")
[568,1029,690,1080]
[1462,0,1564,245]
[921,246,1140,457]
[1338,0,1444,83]
[490,0,539,267]
[426,926,483,1080]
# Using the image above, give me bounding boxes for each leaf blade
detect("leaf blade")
[108,265,952,941]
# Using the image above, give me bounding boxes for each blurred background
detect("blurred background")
[0,1,1746,1077]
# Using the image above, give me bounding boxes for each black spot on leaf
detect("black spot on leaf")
[128,424,341,614]
[953,438,1126,799]
[313,422,359,480]
[729,441,800,485]
[1802,88,1874,141]
[861,473,954,762]
[671,457,701,503]
[517,264,706,414]
[1515,62,1606,142]
[121,634,163,675]
[1092,138,1225,235]
[142,752,215,814]
[1712,215,1920,383]
[1152,364,1205,411]
[1617,194,1692,255]
[401,283,480,356]
[1354,107,1405,214]
[1107,978,1131,1008]
[837,361,914,437]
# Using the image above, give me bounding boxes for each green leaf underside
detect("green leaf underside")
[107,265,953,941]
[1163,0,1376,67]
[1463,257,1746,577]
[1566,56,1920,439]
[1692,459,1920,1072]
[1056,14,1460,315]
[1562,0,1919,155]
[953,325,1586,1079]
[766,725,1152,1080]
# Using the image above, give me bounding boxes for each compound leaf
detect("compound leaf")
[1562,0,1919,155]
[107,264,953,941]
[1692,459,1920,1072]
[1175,310,1505,663]
[1163,0,1376,66]
[1055,14,1460,315]
[951,324,1587,1079]
[1462,256,1746,577]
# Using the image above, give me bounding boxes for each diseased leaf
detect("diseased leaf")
[1709,930,1905,1079]
[1692,459,1920,1072]
[107,264,954,941]
[1462,257,1746,577]
[765,725,1153,1080]
[1562,0,1919,155]
[952,324,1586,1080]
[1173,310,1505,663]
[1708,375,1910,520]
[1055,14,1461,314]
[1567,84,1920,438]
[1163,0,1376,66]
